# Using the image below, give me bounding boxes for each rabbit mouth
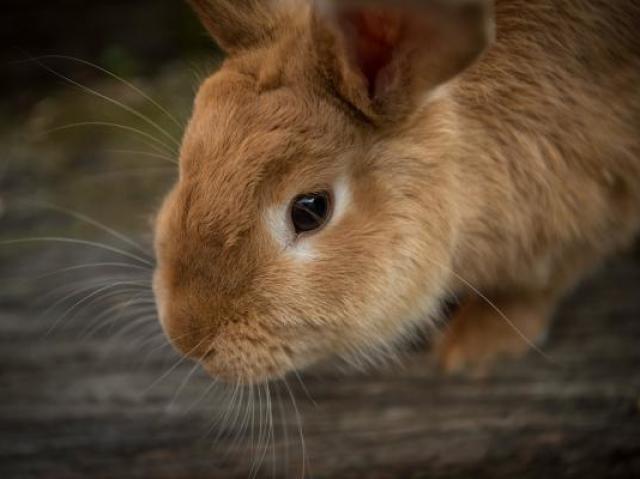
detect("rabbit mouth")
[200,353,292,385]
[197,336,299,385]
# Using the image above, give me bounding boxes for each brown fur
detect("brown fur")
[154,0,640,382]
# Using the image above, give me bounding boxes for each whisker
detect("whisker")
[137,333,177,365]
[216,381,237,431]
[105,149,178,165]
[84,301,157,340]
[18,201,153,258]
[21,54,185,130]
[108,131,179,157]
[143,335,211,395]
[27,57,182,150]
[266,381,276,479]
[283,378,307,479]
[69,167,177,185]
[103,313,158,345]
[39,281,149,328]
[225,382,251,463]
[215,380,246,460]
[141,329,205,360]
[210,380,241,443]
[1,237,154,267]
[251,382,273,479]
[275,382,290,475]
[292,370,317,408]
[184,377,218,414]
[115,326,162,360]
[38,275,150,309]
[120,322,163,353]
[83,292,155,326]
[146,333,191,352]
[167,359,202,411]
[248,384,263,479]
[423,256,556,364]
[47,280,151,335]
[43,122,176,156]
[35,262,150,280]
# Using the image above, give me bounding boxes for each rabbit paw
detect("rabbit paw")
[435,293,554,376]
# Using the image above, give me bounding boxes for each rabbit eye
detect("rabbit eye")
[290,191,332,234]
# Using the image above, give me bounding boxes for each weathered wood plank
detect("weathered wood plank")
[1,247,639,478]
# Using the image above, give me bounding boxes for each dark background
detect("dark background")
[1,2,640,478]
[2,0,216,115]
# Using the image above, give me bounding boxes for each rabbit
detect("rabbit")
[152,0,640,383]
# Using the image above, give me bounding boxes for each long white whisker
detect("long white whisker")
[275,383,290,474]
[35,262,150,280]
[47,280,150,335]
[292,370,317,408]
[20,201,152,258]
[29,57,181,149]
[423,256,556,364]
[105,149,178,165]
[44,122,175,156]
[103,314,158,348]
[120,322,164,357]
[283,378,307,479]
[39,281,150,334]
[1,237,154,267]
[211,380,241,443]
[138,334,176,364]
[184,378,218,414]
[81,296,155,338]
[24,54,185,130]
[38,275,150,310]
[167,360,202,411]
[266,381,276,479]
[89,303,158,341]
[144,335,210,395]
[248,384,264,479]
[251,382,272,479]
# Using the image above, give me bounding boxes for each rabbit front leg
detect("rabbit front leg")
[435,289,559,376]
[434,238,604,375]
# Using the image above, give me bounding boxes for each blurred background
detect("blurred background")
[1,1,639,478]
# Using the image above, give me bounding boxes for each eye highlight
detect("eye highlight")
[290,191,332,235]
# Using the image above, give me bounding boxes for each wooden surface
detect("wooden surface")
[1,244,640,479]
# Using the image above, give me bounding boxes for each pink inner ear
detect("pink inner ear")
[339,8,405,98]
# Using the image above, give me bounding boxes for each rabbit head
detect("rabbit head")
[153,0,493,383]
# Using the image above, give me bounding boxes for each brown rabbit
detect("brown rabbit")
[152,0,640,383]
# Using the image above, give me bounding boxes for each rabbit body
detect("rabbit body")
[153,0,640,381]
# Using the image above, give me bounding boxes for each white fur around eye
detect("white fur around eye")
[331,176,351,226]
[264,202,292,249]
[264,176,352,262]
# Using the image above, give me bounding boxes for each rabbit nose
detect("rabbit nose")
[153,270,215,358]
[161,309,219,360]
[154,291,219,362]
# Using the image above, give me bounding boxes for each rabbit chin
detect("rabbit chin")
[203,305,440,385]
[197,339,313,385]
[200,356,288,385]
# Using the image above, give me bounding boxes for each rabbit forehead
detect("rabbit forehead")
[174,69,358,247]
[183,68,354,179]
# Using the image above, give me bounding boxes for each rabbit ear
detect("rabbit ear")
[188,0,289,53]
[313,0,494,122]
